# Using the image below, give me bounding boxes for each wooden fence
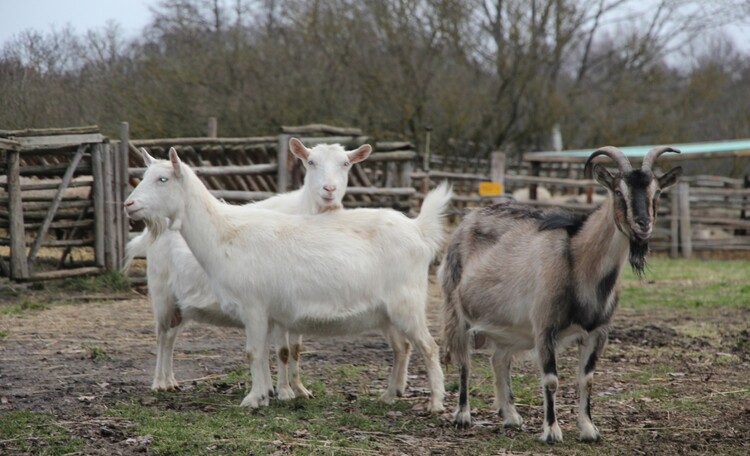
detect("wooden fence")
[3,123,749,282]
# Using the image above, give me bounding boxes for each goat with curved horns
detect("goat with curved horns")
[441,146,682,443]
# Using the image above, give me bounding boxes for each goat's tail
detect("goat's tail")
[121,228,152,273]
[439,240,471,367]
[415,181,453,258]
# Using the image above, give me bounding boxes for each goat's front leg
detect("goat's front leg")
[537,328,563,443]
[490,348,522,428]
[239,319,272,408]
[577,327,608,442]
[151,292,181,391]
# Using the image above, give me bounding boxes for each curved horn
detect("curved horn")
[584,146,632,178]
[641,146,681,171]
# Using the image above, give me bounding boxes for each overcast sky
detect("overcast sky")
[1,0,748,53]
[0,0,153,44]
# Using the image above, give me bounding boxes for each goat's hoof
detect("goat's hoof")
[240,393,269,408]
[277,387,296,401]
[579,423,600,442]
[379,391,398,404]
[453,409,471,429]
[540,423,563,443]
[502,415,523,428]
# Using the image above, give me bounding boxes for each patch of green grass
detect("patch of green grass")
[61,271,131,293]
[621,258,750,309]
[0,299,49,315]
[0,410,84,455]
[0,331,7,338]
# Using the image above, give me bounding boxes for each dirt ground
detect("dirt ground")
[1,274,749,455]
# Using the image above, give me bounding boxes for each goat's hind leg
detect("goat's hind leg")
[490,347,522,428]
[380,326,411,404]
[577,327,608,442]
[272,327,295,400]
[288,333,313,399]
[239,318,272,408]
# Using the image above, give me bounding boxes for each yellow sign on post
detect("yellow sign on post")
[478,181,504,196]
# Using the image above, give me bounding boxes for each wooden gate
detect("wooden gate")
[0,127,127,281]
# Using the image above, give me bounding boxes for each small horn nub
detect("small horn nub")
[641,146,681,171]
[584,146,632,178]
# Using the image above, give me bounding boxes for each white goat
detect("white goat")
[441,146,682,442]
[124,148,450,412]
[124,138,372,400]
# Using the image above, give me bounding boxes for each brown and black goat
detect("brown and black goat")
[440,146,682,443]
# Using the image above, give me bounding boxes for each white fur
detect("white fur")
[124,148,450,412]
[123,139,371,399]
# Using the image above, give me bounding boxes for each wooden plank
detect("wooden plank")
[0,137,21,150]
[27,145,87,263]
[281,124,363,136]
[0,238,93,247]
[209,189,276,201]
[128,163,277,178]
[365,151,416,162]
[130,137,276,147]
[345,186,416,196]
[91,144,105,268]
[27,267,103,281]
[207,117,218,138]
[17,163,92,177]
[14,134,105,148]
[0,125,100,137]
[7,150,29,280]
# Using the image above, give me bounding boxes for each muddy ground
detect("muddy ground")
[1,275,749,455]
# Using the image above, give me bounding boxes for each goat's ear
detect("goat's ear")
[658,166,682,190]
[168,147,183,178]
[140,147,156,166]
[592,164,616,190]
[289,137,309,161]
[347,144,372,164]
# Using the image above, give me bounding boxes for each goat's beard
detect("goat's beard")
[629,239,649,278]
[143,216,169,244]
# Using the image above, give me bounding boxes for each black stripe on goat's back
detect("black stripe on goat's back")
[480,202,589,237]
[539,211,589,237]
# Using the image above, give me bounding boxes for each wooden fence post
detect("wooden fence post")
[670,189,679,258]
[7,149,29,280]
[91,144,105,268]
[277,134,290,193]
[678,181,692,258]
[118,123,130,270]
[207,117,218,138]
[490,151,505,191]
[103,143,117,271]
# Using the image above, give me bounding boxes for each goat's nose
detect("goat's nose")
[124,200,134,208]
[323,185,336,193]
[636,219,650,230]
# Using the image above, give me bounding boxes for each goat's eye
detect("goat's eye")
[307,160,315,166]
[158,177,168,183]
[614,190,622,197]
[343,161,350,167]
